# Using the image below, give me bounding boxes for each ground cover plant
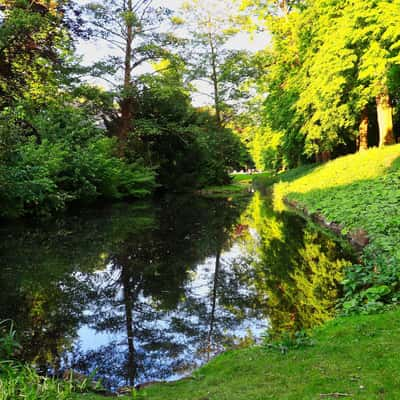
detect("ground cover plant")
[273,145,400,313]
[0,321,105,400]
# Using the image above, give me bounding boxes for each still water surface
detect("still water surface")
[0,192,353,388]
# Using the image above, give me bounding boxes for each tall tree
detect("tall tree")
[84,0,177,157]
[241,0,400,171]
[177,0,243,127]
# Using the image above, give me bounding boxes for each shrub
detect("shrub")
[0,104,156,217]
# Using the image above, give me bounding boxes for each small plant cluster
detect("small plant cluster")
[262,330,314,354]
[341,254,400,315]
[0,321,99,400]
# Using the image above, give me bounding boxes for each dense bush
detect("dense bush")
[127,76,249,191]
[0,104,156,217]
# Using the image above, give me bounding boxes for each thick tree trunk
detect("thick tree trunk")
[119,0,134,158]
[357,108,369,151]
[321,151,331,163]
[316,151,331,163]
[376,92,395,147]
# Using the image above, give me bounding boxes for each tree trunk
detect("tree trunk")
[208,31,222,127]
[316,151,330,163]
[357,108,369,151]
[376,92,395,147]
[122,267,136,387]
[119,0,134,158]
[206,248,221,361]
[321,151,331,163]
[280,0,290,15]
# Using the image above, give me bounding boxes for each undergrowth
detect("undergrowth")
[0,321,99,400]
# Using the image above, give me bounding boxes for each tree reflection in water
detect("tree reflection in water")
[0,192,354,388]
[236,193,354,337]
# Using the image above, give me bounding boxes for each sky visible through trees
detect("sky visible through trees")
[0,0,399,218]
[77,0,269,106]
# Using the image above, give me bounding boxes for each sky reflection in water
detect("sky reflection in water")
[0,193,353,388]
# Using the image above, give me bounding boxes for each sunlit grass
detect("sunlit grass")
[232,172,271,184]
[273,144,400,264]
[274,145,400,202]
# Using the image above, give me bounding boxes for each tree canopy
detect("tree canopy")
[0,0,400,217]
[239,0,400,170]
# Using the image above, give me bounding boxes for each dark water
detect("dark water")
[0,193,354,389]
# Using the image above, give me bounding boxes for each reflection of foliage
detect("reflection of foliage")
[239,193,353,336]
[0,191,354,388]
[0,202,155,370]
[0,194,252,388]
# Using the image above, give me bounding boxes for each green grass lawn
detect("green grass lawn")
[81,308,400,400]
[273,145,400,265]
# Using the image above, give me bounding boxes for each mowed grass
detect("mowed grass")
[83,308,400,400]
[274,145,400,264]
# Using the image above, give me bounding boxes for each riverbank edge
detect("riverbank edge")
[283,197,369,255]
[82,307,400,400]
[133,151,400,399]
[197,172,272,197]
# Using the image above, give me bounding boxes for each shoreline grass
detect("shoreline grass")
[199,172,272,197]
[82,308,400,400]
[274,145,400,265]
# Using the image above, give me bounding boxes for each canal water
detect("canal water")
[0,192,353,389]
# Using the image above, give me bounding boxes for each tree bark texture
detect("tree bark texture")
[376,92,395,147]
[357,107,369,151]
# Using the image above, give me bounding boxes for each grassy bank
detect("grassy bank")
[81,308,400,400]
[274,145,400,265]
[271,146,400,313]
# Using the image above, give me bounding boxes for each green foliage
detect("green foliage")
[0,321,20,360]
[0,321,104,399]
[240,0,400,167]
[0,103,156,217]
[124,65,248,191]
[0,0,73,109]
[341,255,400,315]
